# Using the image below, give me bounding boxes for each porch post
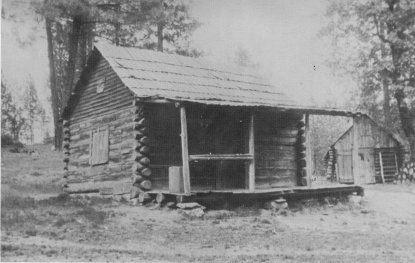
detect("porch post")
[180,105,191,195]
[352,115,360,185]
[305,114,313,188]
[248,111,255,191]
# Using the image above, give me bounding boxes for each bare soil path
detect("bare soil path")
[2,145,415,262]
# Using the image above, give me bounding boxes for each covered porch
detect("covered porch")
[141,98,365,200]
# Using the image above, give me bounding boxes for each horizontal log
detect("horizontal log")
[138,192,151,203]
[132,162,146,173]
[297,121,305,128]
[139,156,150,165]
[141,167,152,177]
[276,129,299,136]
[139,145,150,154]
[135,106,144,115]
[257,137,298,146]
[256,150,296,160]
[132,174,144,184]
[256,168,297,178]
[131,186,143,199]
[74,109,134,128]
[139,180,152,191]
[189,154,253,161]
[71,101,133,124]
[72,87,132,113]
[64,180,130,194]
[134,127,148,137]
[139,136,150,145]
[156,193,165,204]
[297,159,306,167]
[133,151,144,161]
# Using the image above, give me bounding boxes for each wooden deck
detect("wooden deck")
[148,184,364,204]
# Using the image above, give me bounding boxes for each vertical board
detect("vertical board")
[305,114,312,188]
[180,106,191,195]
[358,149,375,184]
[90,127,109,165]
[352,117,360,185]
[248,111,255,191]
[337,151,353,183]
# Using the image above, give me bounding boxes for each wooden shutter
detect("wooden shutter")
[98,128,109,164]
[90,127,109,165]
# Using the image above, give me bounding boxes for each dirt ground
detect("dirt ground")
[2,145,415,262]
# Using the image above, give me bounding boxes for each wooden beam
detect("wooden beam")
[394,152,399,174]
[352,116,360,185]
[180,105,191,195]
[190,154,253,161]
[248,111,255,191]
[305,114,312,188]
[379,151,385,184]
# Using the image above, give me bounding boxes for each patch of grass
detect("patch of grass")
[1,195,37,209]
[1,244,19,252]
[53,216,74,227]
[76,207,107,225]
[232,205,262,217]
[29,171,43,177]
[1,209,38,228]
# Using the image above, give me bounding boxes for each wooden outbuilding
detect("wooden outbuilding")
[326,114,403,184]
[61,43,363,203]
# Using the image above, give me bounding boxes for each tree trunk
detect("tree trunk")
[409,137,415,162]
[380,22,392,126]
[382,78,392,126]
[157,21,164,52]
[64,16,83,106]
[395,89,415,162]
[79,23,93,68]
[45,15,62,150]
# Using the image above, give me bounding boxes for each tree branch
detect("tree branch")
[373,14,393,45]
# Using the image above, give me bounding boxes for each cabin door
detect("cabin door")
[358,149,376,184]
[337,150,353,184]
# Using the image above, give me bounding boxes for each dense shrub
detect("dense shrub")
[1,134,14,146]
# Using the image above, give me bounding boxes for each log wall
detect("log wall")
[255,110,302,189]
[64,56,136,194]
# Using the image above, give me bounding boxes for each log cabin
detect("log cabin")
[61,43,363,203]
[326,114,404,184]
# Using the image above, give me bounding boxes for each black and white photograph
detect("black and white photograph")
[1,0,415,262]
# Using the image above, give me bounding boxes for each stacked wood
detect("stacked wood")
[62,120,70,183]
[395,161,415,183]
[132,101,152,195]
[296,118,308,186]
[325,147,336,181]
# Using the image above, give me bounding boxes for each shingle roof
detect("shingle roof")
[95,42,300,108]
[63,43,361,118]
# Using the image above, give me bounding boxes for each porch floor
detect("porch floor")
[148,184,364,204]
